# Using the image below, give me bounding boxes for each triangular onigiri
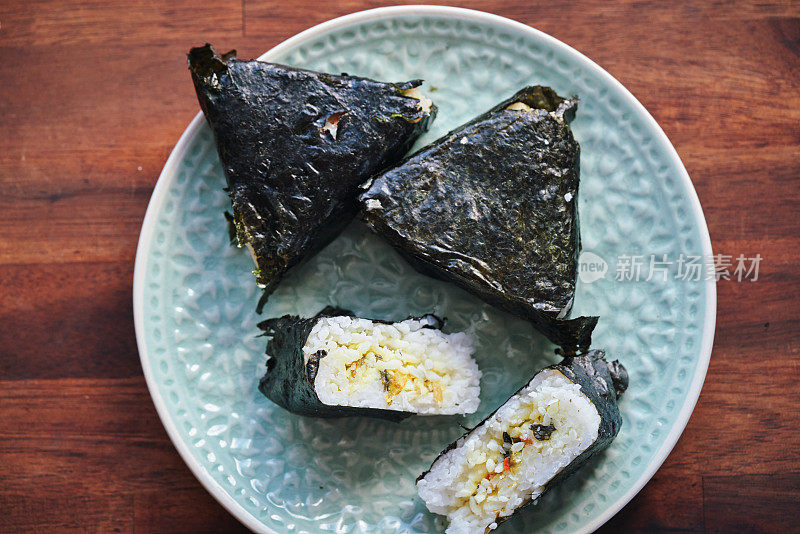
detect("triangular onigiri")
[189,44,436,301]
[360,86,596,353]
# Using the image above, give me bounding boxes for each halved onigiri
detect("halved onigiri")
[417,350,627,533]
[258,307,482,421]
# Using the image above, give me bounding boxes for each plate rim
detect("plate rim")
[133,5,716,533]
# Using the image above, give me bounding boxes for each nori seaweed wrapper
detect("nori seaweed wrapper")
[419,350,626,525]
[360,86,596,353]
[188,44,436,304]
[258,306,448,422]
[544,350,626,484]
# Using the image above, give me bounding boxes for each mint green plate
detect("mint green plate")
[134,6,715,533]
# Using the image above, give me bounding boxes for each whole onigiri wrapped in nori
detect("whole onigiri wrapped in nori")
[258,307,481,422]
[188,44,436,303]
[417,350,627,533]
[360,86,596,353]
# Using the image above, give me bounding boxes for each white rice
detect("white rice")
[303,315,481,414]
[417,370,600,533]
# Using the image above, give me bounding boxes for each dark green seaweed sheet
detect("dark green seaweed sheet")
[418,350,626,526]
[360,86,596,353]
[545,350,626,484]
[188,44,436,304]
[257,307,449,422]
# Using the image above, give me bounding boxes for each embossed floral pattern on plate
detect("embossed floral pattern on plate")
[134,7,714,534]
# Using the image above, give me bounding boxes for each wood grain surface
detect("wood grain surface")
[1,1,798,532]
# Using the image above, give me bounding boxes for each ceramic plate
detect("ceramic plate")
[134,6,715,533]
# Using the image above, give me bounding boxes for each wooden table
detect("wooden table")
[1,1,798,532]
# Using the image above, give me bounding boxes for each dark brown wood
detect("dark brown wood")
[1,0,798,532]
